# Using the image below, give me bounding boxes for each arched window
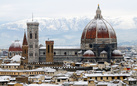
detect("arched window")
[48,45,50,53]
[35,32,37,39]
[30,31,32,39]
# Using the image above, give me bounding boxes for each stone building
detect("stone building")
[39,46,81,62]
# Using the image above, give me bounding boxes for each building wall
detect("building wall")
[39,48,81,62]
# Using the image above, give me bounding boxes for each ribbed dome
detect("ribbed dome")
[81,19,116,39]
[83,50,94,57]
[81,5,117,50]
[9,40,22,51]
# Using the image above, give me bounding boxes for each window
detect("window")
[57,79,60,82]
[95,77,97,80]
[43,52,45,55]
[101,77,103,80]
[30,31,32,39]
[29,45,33,48]
[117,76,120,79]
[40,51,43,55]
[35,32,37,39]
[112,77,114,79]
[75,52,77,55]
[64,52,66,55]
[89,44,92,48]
[48,45,50,53]
[106,77,108,80]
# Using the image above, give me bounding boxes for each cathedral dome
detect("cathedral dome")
[83,50,95,57]
[81,5,117,50]
[9,40,22,51]
[81,18,116,39]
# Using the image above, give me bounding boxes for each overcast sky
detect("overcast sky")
[0,0,137,22]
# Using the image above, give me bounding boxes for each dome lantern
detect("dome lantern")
[95,4,102,19]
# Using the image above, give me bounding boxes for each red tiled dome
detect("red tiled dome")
[81,19,116,39]
[9,40,22,51]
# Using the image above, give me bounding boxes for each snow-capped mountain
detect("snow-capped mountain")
[0,16,137,48]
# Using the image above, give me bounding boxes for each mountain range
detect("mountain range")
[0,16,137,48]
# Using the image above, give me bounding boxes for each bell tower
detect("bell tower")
[27,21,39,63]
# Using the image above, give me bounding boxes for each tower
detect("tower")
[27,21,39,63]
[46,40,54,63]
[22,30,28,63]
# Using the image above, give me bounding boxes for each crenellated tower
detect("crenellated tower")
[46,40,54,63]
